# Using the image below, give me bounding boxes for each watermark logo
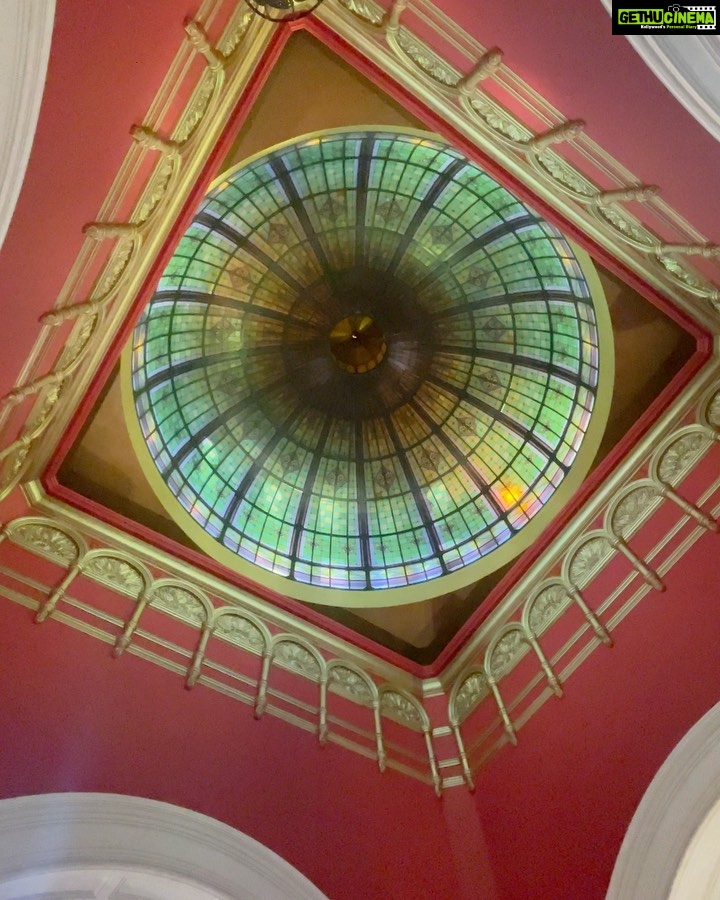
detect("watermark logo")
[613,3,719,33]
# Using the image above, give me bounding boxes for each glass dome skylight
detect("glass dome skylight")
[127,130,611,606]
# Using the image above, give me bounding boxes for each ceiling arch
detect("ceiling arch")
[0,792,326,900]
[0,0,54,253]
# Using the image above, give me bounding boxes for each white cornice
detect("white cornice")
[0,0,55,253]
[625,36,720,144]
[0,793,326,900]
[607,700,720,899]
[601,0,720,144]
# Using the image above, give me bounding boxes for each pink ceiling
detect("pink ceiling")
[434,0,720,240]
[1,446,719,899]
[1,2,720,898]
[0,595,471,900]
[1,0,719,398]
[0,0,196,394]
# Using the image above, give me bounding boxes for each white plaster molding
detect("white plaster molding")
[625,37,720,144]
[0,793,326,900]
[669,790,720,899]
[0,866,226,899]
[0,0,55,253]
[601,0,720,143]
[607,700,720,899]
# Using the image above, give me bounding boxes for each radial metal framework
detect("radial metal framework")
[127,130,609,602]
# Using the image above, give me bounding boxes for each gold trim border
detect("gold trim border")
[0,379,716,792]
[0,0,717,791]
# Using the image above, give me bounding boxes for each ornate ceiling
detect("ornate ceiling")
[0,0,718,810]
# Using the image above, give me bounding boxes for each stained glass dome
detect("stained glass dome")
[126,130,612,607]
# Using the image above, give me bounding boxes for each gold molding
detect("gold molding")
[0,0,719,791]
[321,0,720,325]
[0,380,716,791]
[0,1,271,497]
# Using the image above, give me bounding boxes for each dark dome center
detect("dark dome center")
[329,315,387,373]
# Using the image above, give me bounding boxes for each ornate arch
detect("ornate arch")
[0,793,325,899]
[608,701,720,899]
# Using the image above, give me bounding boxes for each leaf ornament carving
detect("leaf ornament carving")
[596,205,656,248]
[707,390,720,428]
[454,672,488,723]
[136,156,175,224]
[568,536,612,587]
[174,73,215,143]
[328,666,374,705]
[153,585,206,624]
[657,432,709,484]
[217,10,253,55]
[528,584,568,633]
[658,255,707,291]
[395,30,459,87]
[215,613,265,649]
[380,690,424,729]
[534,150,596,197]
[11,523,78,563]
[274,641,321,679]
[83,556,144,595]
[95,239,134,299]
[0,445,29,492]
[611,486,658,537]
[489,629,523,678]
[468,98,529,143]
[59,314,98,371]
[337,0,384,24]
[27,382,65,431]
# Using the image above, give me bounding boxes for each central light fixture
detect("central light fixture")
[244,0,325,22]
[329,315,387,374]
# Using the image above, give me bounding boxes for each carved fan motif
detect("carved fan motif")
[394,29,459,86]
[328,666,374,705]
[528,584,568,633]
[380,691,424,730]
[707,390,720,427]
[568,537,612,587]
[454,672,488,723]
[489,628,524,678]
[153,585,207,623]
[657,432,710,484]
[83,556,144,594]
[215,614,265,649]
[274,641,321,679]
[469,98,530,142]
[11,523,78,563]
[611,487,658,537]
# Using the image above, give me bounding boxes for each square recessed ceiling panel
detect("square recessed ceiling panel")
[51,32,699,663]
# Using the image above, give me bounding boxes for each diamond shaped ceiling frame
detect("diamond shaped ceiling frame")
[124,128,612,606]
[11,1,711,679]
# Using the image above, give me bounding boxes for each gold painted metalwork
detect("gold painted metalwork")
[1,0,720,791]
[1,373,718,790]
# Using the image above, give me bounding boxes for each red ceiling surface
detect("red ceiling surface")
[1,2,720,898]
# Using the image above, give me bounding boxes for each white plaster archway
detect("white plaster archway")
[670,790,720,899]
[0,1,55,253]
[619,36,720,145]
[0,793,326,900]
[601,0,720,144]
[608,700,720,899]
